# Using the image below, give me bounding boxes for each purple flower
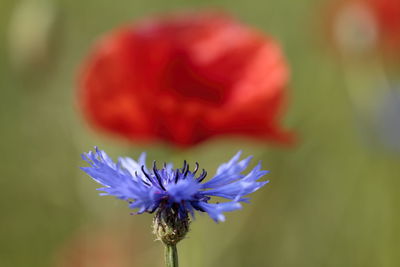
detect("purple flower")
[81,147,269,222]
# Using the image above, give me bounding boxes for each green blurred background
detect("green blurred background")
[1,0,400,266]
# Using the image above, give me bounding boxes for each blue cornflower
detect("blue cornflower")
[81,147,269,223]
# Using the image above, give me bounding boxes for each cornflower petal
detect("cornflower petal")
[202,153,253,188]
[197,202,242,222]
[81,147,269,223]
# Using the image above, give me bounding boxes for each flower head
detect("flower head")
[78,11,293,147]
[81,147,269,223]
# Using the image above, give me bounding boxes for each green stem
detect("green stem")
[164,244,179,267]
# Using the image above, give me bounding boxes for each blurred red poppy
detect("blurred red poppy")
[327,0,400,56]
[79,12,294,147]
[368,0,400,51]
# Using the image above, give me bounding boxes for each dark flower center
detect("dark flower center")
[139,160,208,191]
